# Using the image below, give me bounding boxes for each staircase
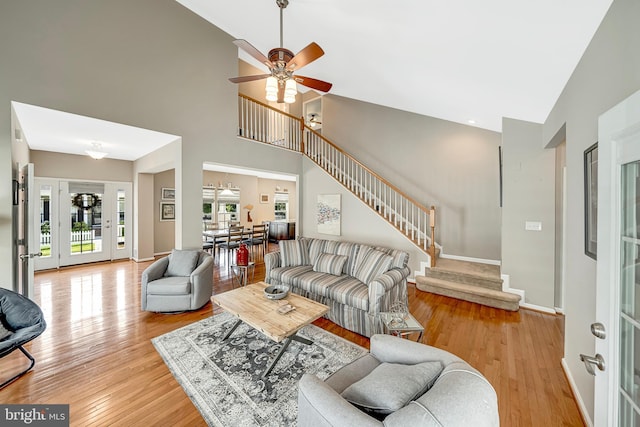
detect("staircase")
[415,258,521,311]
[236,94,520,311]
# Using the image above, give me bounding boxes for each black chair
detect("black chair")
[0,288,47,388]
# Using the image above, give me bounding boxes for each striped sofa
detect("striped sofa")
[265,238,410,337]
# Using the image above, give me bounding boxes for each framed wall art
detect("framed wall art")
[317,194,341,236]
[160,202,175,221]
[161,187,175,200]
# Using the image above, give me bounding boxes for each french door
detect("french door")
[33,179,132,270]
[595,89,640,425]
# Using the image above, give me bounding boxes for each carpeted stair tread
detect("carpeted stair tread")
[416,276,520,311]
[427,258,503,291]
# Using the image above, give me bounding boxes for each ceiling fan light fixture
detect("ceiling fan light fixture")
[265,76,278,101]
[285,78,297,95]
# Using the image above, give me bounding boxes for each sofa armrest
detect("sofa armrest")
[370,334,463,366]
[298,374,382,427]
[264,251,281,284]
[367,267,410,314]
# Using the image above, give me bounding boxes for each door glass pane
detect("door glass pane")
[69,183,104,255]
[39,184,52,258]
[620,161,640,421]
[117,190,126,249]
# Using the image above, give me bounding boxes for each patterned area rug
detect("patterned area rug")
[152,312,367,426]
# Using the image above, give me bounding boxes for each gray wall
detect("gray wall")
[501,119,556,308]
[301,157,428,276]
[31,151,134,182]
[321,95,503,260]
[502,0,640,420]
[0,0,302,286]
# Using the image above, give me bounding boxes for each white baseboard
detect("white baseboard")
[501,273,556,314]
[414,261,431,279]
[134,257,155,262]
[561,358,593,427]
[154,251,171,257]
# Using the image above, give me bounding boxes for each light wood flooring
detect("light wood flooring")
[0,247,585,426]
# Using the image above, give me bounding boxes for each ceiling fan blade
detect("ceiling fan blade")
[293,75,333,92]
[277,84,285,103]
[228,74,271,84]
[233,39,272,68]
[286,42,324,71]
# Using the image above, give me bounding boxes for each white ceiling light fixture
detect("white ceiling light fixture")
[86,142,108,160]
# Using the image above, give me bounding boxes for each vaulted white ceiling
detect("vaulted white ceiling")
[178,0,613,131]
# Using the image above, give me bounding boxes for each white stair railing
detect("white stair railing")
[236,94,439,260]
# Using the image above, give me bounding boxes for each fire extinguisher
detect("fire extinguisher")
[237,243,249,266]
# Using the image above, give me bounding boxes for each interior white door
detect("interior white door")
[595,89,640,426]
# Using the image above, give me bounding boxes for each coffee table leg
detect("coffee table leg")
[222,319,243,341]
[261,333,313,378]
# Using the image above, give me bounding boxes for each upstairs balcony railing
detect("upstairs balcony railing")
[237,93,439,264]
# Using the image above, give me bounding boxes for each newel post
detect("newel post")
[429,206,437,267]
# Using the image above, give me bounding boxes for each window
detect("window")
[274,192,289,220]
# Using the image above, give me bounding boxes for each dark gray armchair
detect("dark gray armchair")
[0,288,47,388]
[141,249,213,312]
[298,334,499,426]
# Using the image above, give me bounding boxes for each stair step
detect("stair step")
[416,276,521,311]
[428,258,502,291]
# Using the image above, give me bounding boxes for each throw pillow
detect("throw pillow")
[165,250,199,277]
[353,249,393,284]
[279,240,310,267]
[313,253,348,276]
[341,361,443,415]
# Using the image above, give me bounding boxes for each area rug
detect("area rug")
[152,312,367,426]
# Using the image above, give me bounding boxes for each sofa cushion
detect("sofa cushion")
[341,361,443,415]
[313,253,349,276]
[326,277,370,311]
[147,276,191,295]
[305,238,328,265]
[297,271,347,296]
[353,249,393,284]
[279,240,310,267]
[324,241,360,275]
[374,246,409,269]
[165,249,199,277]
[270,265,314,287]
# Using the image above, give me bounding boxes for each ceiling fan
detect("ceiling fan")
[307,113,322,128]
[228,0,332,104]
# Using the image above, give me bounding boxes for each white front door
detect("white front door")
[32,179,132,270]
[595,89,640,425]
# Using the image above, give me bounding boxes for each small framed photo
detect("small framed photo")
[161,187,175,200]
[260,193,270,204]
[160,202,175,221]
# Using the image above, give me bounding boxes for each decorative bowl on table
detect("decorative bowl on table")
[264,285,289,300]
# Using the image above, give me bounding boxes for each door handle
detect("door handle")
[580,353,605,375]
[19,252,42,261]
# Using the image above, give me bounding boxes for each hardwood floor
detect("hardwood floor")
[0,248,584,426]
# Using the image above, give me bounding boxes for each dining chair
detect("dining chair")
[246,223,268,259]
[217,226,245,266]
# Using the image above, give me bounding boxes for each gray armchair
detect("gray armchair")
[141,249,213,312]
[298,334,499,427]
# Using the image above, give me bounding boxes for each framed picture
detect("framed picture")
[584,142,598,259]
[160,202,175,221]
[260,193,270,204]
[161,187,175,200]
[317,194,341,236]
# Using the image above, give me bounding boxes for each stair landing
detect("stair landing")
[416,258,521,311]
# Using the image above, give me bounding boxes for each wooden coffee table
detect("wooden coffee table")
[211,282,329,377]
